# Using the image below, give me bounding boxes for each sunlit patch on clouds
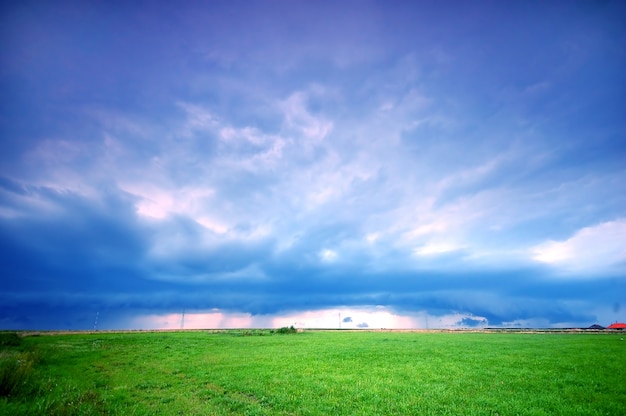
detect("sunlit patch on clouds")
[413,242,463,257]
[274,307,418,329]
[319,249,338,263]
[132,310,257,330]
[132,308,491,330]
[365,233,380,244]
[532,219,626,275]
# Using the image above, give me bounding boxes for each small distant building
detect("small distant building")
[607,322,626,330]
[588,324,605,330]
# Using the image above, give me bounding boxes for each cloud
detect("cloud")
[281,91,333,143]
[457,316,488,328]
[1,1,624,330]
[413,242,463,257]
[532,219,626,275]
[319,249,338,262]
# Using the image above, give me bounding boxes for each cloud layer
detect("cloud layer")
[1,1,625,329]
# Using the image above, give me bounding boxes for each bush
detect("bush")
[0,332,21,347]
[275,326,298,334]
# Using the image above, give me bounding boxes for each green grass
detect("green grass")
[1,330,625,415]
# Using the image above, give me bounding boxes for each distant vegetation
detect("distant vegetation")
[2,331,625,415]
[274,325,298,334]
[0,332,21,347]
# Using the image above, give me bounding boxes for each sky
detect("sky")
[1,0,625,330]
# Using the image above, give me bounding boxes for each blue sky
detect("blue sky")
[1,0,625,330]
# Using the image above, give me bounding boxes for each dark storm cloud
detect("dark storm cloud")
[1,1,625,329]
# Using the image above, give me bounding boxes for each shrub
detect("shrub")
[0,332,21,347]
[276,326,297,334]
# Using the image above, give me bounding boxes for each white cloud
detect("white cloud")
[281,91,333,142]
[319,249,338,262]
[407,221,448,238]
[531,219,626,275]
[365,233,380,244]
[121,183,217,221]
[218,125,288,170]
[176,102,219,136]
[413,242,462,256]
[272,307,419,329]
[195,217,229,234]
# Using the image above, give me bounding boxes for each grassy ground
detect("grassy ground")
[1,330,625,415]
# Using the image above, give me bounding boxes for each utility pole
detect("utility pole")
[180,309,185,330]
[93,311,99,331]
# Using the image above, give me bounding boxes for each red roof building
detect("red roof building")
[607,322,626,329]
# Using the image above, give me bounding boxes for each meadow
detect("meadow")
[1,330,625,415]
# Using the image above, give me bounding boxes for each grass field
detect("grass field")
[1,330,625,415]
